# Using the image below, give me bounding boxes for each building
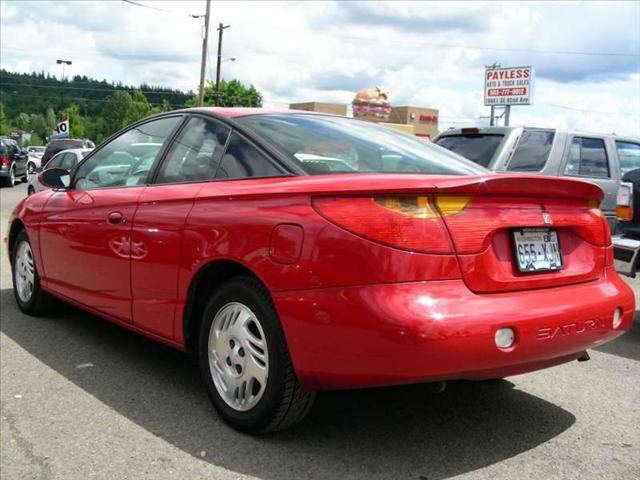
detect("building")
[388,106,439,140]
[288,101,440,139]
[289,102,347,116]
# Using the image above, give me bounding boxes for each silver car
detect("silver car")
[434,127,640,230]
[27,148,93,195]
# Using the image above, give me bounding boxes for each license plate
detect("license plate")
[512,228,563,272]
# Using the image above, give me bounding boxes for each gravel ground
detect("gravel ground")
[1,182,639,480]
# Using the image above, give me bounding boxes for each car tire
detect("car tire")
[27,186,36,196]
[27,162,36,175]
[198,276,315,434]
[11,230,56,315]
[1,166,16,188]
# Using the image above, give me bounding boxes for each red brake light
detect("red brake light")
[1,155,8,167]
[461,128,480,135]
[312,196,454,253]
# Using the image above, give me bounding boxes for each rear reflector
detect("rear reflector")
[312,196,453,253]
[616,183,633,221]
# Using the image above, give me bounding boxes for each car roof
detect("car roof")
[437,125,639,142]
[181,107,331,119]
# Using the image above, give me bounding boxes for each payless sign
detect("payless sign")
[484,66,534,106]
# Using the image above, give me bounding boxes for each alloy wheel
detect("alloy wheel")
[208,302,269,412]
[15,240,35,303]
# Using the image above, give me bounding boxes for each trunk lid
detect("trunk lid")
[434,175,608,293]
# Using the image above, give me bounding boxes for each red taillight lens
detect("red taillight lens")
[1,155,8,167]
[312,196,453,253]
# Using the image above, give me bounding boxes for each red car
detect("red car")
[7,108,635,433]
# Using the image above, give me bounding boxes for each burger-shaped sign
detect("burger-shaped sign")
[352,87,391,122]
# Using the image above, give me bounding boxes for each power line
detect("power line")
[540,102,640,117]
[297,32,640,58]
[4,91,186,108]
[121,0,176,14]
[0,81,192,97]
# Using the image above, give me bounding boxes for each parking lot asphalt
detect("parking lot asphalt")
[1,182,639,480]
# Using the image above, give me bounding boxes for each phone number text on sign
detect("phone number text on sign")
[484,66,534,106]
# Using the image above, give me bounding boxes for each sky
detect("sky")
[1,0,639,135]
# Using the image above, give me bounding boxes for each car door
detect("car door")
[38,115,183,322]
[561,135,618,229]
[130,115,231,338]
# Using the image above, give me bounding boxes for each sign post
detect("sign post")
[484,66,534,126]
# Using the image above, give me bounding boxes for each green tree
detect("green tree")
[102,91,133,137]
[45,107,57,133]
[185,79,263,108]
[14,112,31,131]
[29,114,48,141]
[127,90,152,124]
[0,102,9,135]
[64,104,86,138]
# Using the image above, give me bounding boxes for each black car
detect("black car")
[41,138,95,167]
[613,167,640,277]
[0,137,28,188]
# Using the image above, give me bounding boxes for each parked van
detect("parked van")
[434,127,640,230]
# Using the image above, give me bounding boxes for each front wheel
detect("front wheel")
[27,161,36,175]
[198,277,315,433]
[11,230,55,315]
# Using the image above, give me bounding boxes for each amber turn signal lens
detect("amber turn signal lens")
[616,206,633,221]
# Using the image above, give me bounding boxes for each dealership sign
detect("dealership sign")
[484,66,534,106]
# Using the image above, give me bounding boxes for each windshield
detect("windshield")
[434,134,504,168]
[236,114,486,176]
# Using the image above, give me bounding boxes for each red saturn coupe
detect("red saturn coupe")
[7,108,635,433]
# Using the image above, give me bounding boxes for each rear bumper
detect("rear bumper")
[613,235,639,278]
[274,267,635,390]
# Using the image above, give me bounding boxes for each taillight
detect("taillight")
[312,195,456,253]
[616,183,633,221]
[1,155,8,167]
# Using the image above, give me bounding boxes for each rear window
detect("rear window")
[236,114,485,176]
[507,130,555,172]
[434,134,504,168]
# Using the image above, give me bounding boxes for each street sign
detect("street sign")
[54,117,69,138]
[484,66,534,106]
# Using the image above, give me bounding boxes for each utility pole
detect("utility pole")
[215,23,230,106]
[485,62,500,127]
[197,0,211,107]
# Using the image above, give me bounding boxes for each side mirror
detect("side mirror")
[38,168,71,189]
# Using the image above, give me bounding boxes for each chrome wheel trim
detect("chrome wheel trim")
[14,240,35,303]
[9,168,15,186]
[208,302,269,412]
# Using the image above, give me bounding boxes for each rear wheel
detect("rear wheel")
[27,186,35,196]
[1,166,15,188]
[198,277,315,433]
[11,230,55,315]
[27,161,36,175]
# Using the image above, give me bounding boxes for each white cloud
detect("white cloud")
[1,0,639,135]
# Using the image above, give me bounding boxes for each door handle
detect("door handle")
[107,212,126,224]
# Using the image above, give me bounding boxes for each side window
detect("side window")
[156,117,230,184]
[74,116,181,190]
[507,130,554,172]
[563,137,609,178]
[615,141,640,176]
[215,132,283,180]
[60,153,78,171]
[47,154,64,169]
